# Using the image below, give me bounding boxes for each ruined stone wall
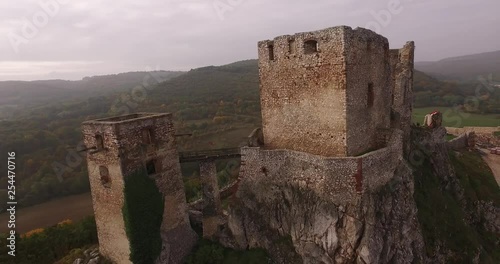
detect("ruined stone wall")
[229,129,409,263]
[82,122,131,264]
[258,26,348,157]
[108,114,192,237]
[200,160,223,239]
[344,28,392,156]
[82,113,196,264]
[390,42,415,154]
[238,128,403,207]
[240,147,359,206]
[446,126,500,135]
[446,134,469,151]
[229,26,416,263]
[362,129,403,191]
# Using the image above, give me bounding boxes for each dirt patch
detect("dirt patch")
[479,148,500,186]
[0,193,93,234]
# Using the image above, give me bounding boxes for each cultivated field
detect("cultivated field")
[0,193,93,234]
[413,107,500,127]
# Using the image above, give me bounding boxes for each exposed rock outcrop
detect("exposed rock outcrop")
[223,157,424,263]
[72,246,106,264]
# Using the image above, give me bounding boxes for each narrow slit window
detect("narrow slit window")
[268,45,275,61]
[95,135,104,150]
[304,40,318,54]
[367,83,374,108]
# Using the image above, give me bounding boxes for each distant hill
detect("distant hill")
[0,71,184,118]
[416,50,500,81]
[0,61,262,209]
[0,58,497,214]
[150,60,259,103]
[149,60,259,105]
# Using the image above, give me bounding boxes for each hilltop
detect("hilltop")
[416,50,500,81]
[0,71,184,119]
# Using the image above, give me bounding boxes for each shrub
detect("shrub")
[0,216,97,264]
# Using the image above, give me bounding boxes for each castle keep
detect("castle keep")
[228,26,417,263]
[242,26,415,205]
[258,26,414,156]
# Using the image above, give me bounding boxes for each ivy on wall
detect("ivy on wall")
[122,169,164,264]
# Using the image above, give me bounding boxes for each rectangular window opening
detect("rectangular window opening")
[268,45,275,61]
[304,40,319,54]
[288,39,296,54]
[146,160,157,175]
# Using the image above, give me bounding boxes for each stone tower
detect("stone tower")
[258,26,414,157]
[228,26,418,263]
[82,113,196,264]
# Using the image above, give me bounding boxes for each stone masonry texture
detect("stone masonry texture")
[200,160,223,238]
[258,26,414,157]
[226,26,420,263]
[82,113,196,264]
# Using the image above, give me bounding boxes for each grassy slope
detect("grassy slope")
[185,239,270,264]
[414,150,500,263]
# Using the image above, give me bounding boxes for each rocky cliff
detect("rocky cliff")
[221,126,500,264]
[411,127,499,263]
[226,159,424,264]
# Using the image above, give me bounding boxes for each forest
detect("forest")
[0,60,260,210]
[0,59,498,212]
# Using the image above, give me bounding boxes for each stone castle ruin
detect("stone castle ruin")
[258,26,414,157]
[227,27,418,263]
[242,26,415,202]
[81,114,197,264]
[82,26,417,263]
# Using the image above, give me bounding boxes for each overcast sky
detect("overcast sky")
[0,0,498,81]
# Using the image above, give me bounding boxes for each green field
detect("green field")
[413,107,500,128]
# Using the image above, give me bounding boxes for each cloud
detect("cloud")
[0,0,498,80]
